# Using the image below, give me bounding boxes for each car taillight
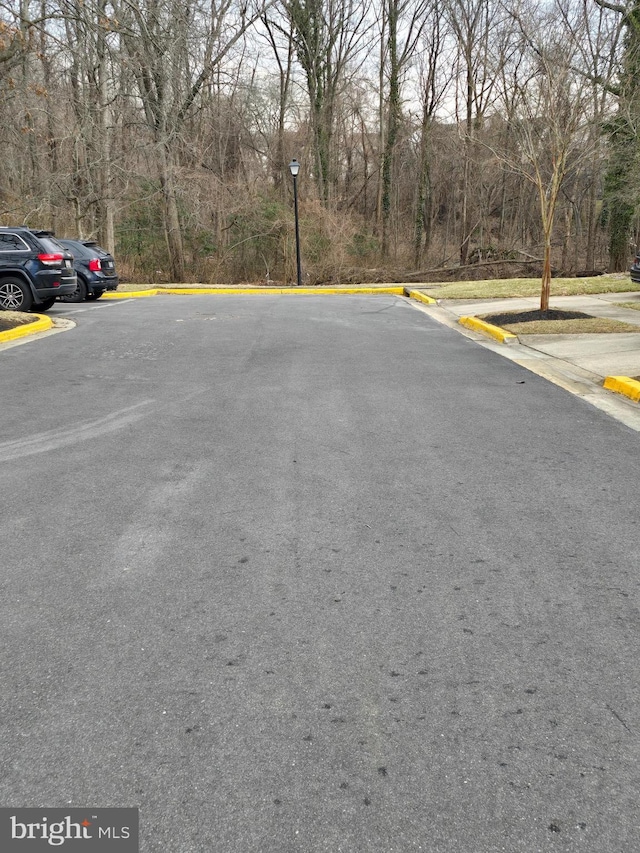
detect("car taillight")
[38,253,64,266]
[88,258,102,272]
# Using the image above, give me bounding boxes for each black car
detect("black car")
[0,227,77,311]
[57,239,119,302]
[631,254,640,284]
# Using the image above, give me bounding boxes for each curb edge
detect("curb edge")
[0,314,53,344]
[459,315,518,344]
[103,286,407,297]
[603,375,640,402]
[405,289,437,305]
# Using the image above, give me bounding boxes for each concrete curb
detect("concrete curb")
[603,375,640,403]
[0,314,53,344]
[458,315,518,344]
[103,286,407,298]
[405,289,437,305]
[102,289,159,298]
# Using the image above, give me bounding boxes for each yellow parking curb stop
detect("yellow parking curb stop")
[459,316,518,344]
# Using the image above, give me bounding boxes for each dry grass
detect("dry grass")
[117,283,161,291]
[615,301,640,311]
[0,310,36,332]
[423,275,637,300]
[489,317,640,335]
[115,283,260,291]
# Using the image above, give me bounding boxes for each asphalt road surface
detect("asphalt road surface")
[1,294,639,852]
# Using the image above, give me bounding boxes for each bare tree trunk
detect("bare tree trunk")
[460,143,471,265]
[381,0,399,258]
[585,173,597,271]
[414,112,432,266]
[561,201,572,272]
[541,244,552,311]
[96,0,115,253]
[159,144,185,282]
[376,15,386,233]
[459,63,473,265]
[447,0,506,266]
[261,17,293,200]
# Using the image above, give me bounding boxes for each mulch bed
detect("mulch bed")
[482,308,592,325]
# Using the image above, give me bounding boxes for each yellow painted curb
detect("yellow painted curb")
[162,286,406,296]
[603,376,640,402]
[459,316,517,344]
[103,286,406,297]
[406,289,437,305]
[0,314,53,343]
[102,289,159,298]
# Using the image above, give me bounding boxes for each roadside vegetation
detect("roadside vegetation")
[0,0,639,288]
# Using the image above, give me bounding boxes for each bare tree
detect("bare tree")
[112,0,270,280]
[494,1,595,309]
[590,0,638,270]
[0,2,30,70]
[283,0,370,206]
[413,0,453,265]
[56,0,121,250]
[0,0,625,282]
[446,0,503,265]
[378,0,430,258]
[258,11,295,197]
[557,0,620,271]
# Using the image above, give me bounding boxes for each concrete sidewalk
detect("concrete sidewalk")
[435,291,640,380]
[407,288,640,430]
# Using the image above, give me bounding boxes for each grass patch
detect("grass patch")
[116,283,159,292]
[615,301,640,311]
[115,283,259,292]
[421,275,637,300]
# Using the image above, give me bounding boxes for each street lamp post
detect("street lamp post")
[289,159,302,287]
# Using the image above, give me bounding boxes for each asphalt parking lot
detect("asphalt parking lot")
[1,294,639,852]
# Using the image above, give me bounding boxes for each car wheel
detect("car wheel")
[0,277,33,311]
[86,289,105,301]
[59,277,88,303]
[34,297,56,312]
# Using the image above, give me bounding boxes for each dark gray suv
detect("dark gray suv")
[57,239,119,302]
[0,227,77,311]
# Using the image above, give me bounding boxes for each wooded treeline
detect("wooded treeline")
[0,0,638,283]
